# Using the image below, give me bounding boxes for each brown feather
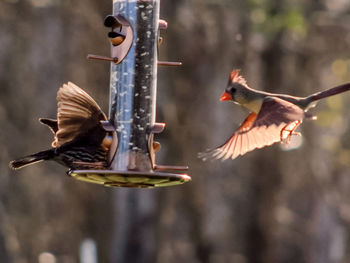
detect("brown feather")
[39,118,58,134]
[54,82,107,147]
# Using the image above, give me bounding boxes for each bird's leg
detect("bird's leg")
[280,120,302,144]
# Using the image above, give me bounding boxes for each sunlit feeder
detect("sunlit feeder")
[69,0,191,188]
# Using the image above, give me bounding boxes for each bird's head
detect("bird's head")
[220,69,248,102]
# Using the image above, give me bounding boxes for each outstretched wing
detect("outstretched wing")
[199,96,306,161]
[53,82,107,147]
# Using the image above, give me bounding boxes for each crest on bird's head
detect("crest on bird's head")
[229,69,247,86]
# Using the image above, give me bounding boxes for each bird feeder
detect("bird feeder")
[69,0,191,188]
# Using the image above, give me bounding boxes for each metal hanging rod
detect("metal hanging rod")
[87,54,182,67]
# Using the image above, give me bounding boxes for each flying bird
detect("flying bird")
[9,82,113,170]
[200,69,350,161]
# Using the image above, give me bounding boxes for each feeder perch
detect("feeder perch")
[69,0,191,188]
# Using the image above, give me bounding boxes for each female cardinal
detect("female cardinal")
[200,70,350,161]
[9,82,112,170]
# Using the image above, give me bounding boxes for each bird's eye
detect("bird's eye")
[226,85,237,94]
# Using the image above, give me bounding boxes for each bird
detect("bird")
[199,69,350,161]
[104,14,129,46]
[9,82,113,170]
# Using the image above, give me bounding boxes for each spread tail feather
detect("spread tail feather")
[9,149,55,170]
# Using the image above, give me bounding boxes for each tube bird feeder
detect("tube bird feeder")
[69,0,191,188]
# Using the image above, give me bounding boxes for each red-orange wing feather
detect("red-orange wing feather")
[199,96,306,161]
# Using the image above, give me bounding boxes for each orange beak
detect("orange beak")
[220,92,232,101]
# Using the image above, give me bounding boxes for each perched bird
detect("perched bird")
[200,69,350,161]
[9,82,113,170]
[104,14,128,46]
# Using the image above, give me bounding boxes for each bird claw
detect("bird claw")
[292,131,301,136]
[280,121,302,144]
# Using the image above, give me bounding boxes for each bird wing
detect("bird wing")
[200,96,306,161]
[53,82,107,147]
[39,118,58,134]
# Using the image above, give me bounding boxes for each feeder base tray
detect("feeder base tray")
[68,170,191,188]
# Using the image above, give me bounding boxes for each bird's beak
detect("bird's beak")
[220,92,232,101]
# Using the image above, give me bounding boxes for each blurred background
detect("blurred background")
[1,0,350,262]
